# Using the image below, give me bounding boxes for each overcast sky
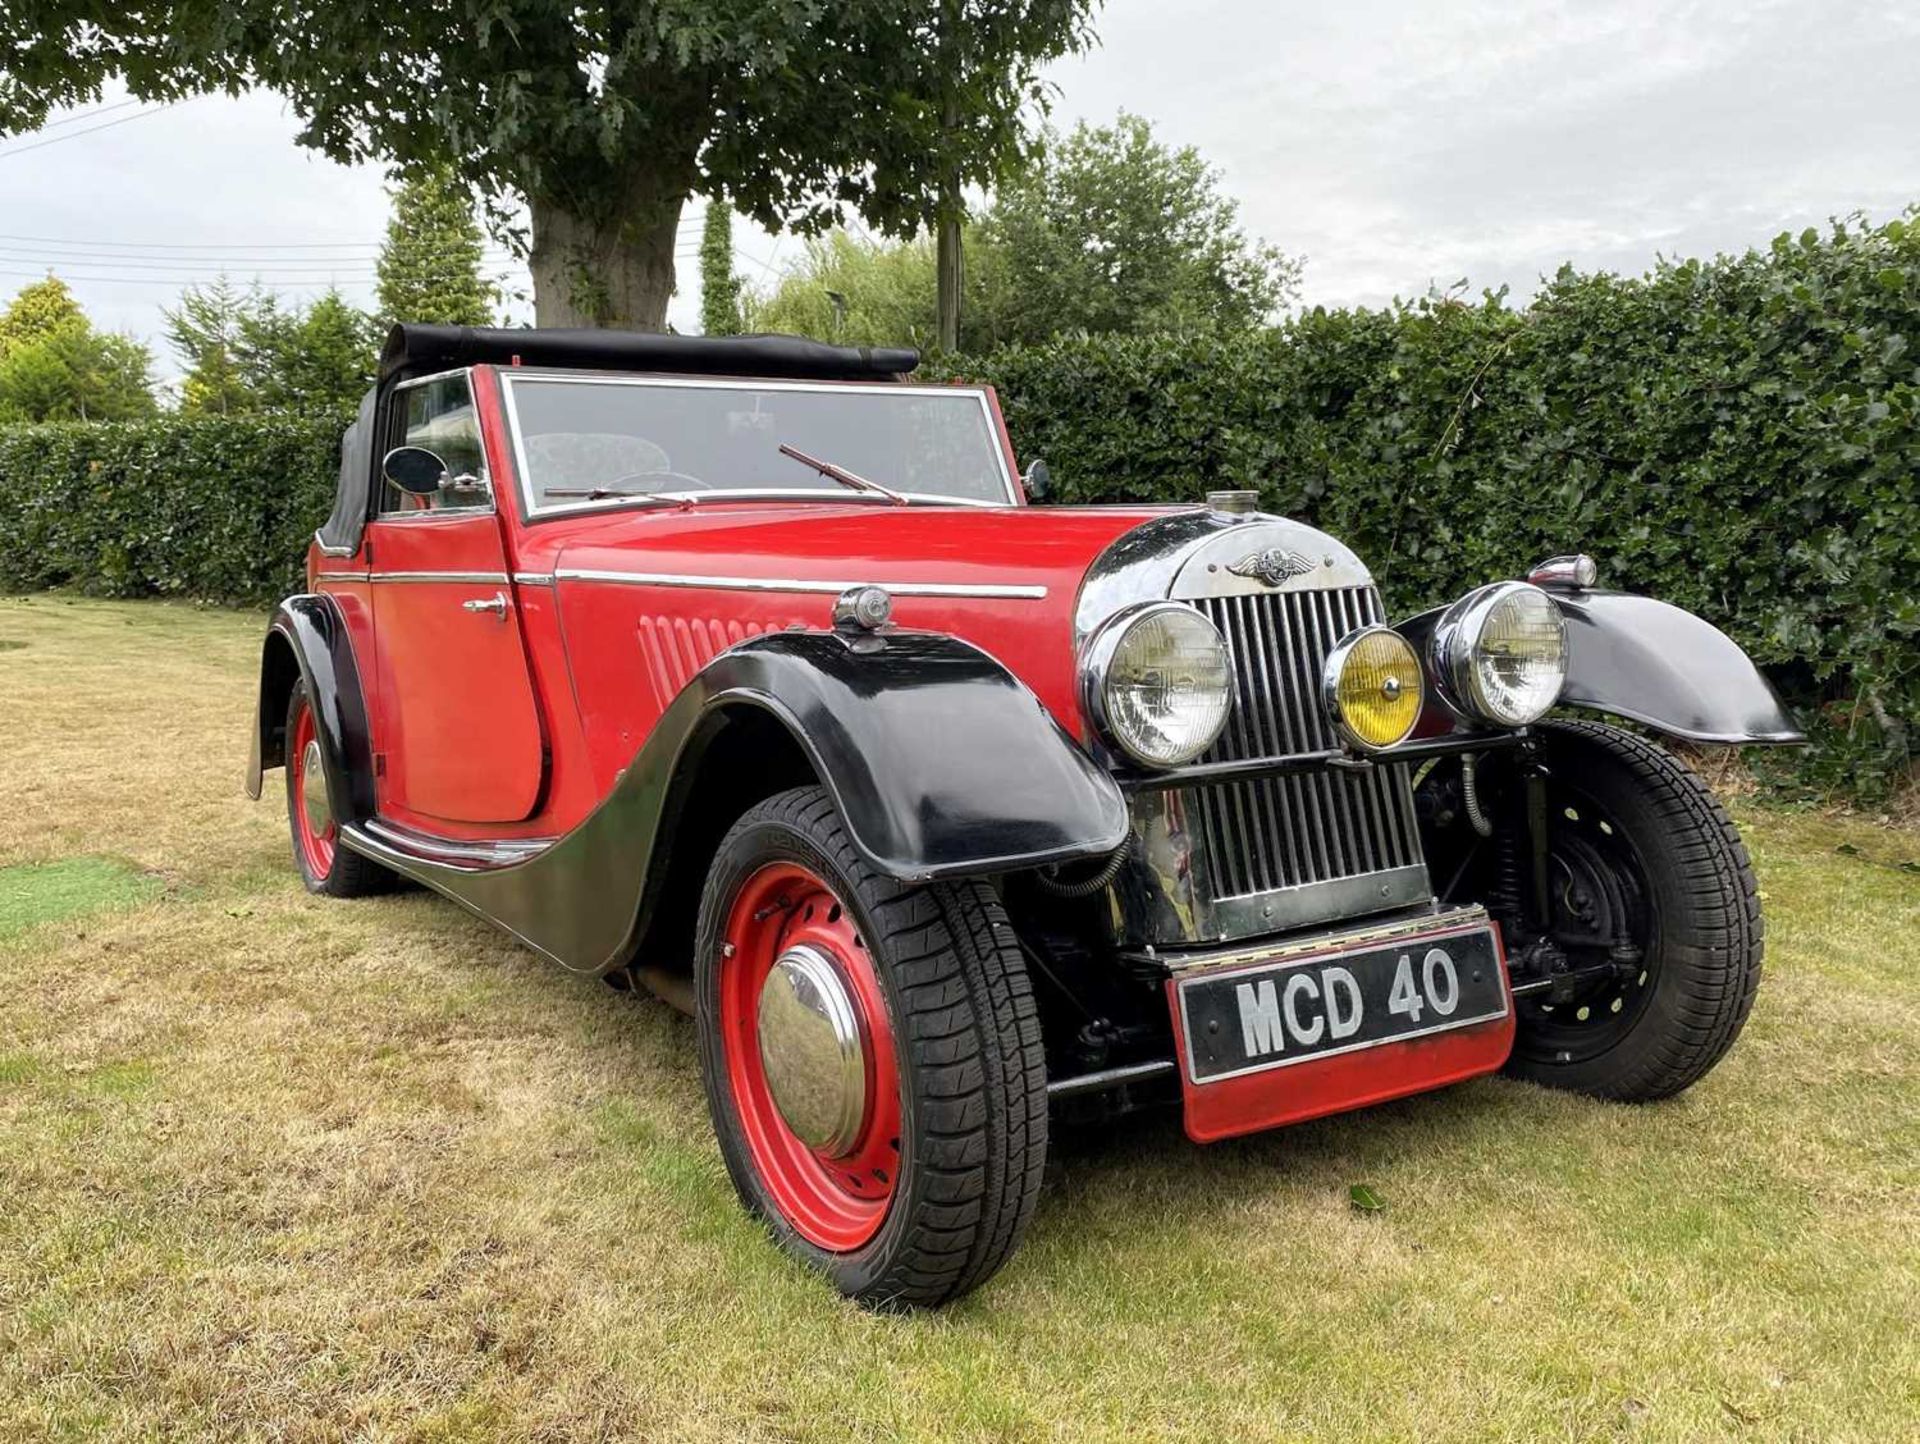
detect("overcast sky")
[2,0,1914,384]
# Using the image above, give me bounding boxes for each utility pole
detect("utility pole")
[935,1,962,352]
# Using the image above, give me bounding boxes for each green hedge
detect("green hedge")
[0,409,347,605]
[938,215,1919,800]
[1,216,1911,798]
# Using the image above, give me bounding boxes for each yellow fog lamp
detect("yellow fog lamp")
[1323,625,1423,752]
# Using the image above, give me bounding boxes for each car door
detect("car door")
[366,370,547,826]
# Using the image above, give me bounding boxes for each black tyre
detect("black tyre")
[284,680,394,898]
[1505,720,1763,1101]
[694,785,1047,1308]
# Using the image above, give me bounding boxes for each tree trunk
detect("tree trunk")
[529,181,685,331]
[936,190,962,353]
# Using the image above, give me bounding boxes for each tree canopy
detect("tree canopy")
[977,112,1298,342]
[375,169,495,329]
[0,2,1097,330]
[750,112,1299,350]
[0,277,156,422]
[165,280,375,415]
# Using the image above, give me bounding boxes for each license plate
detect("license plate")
[1176,922,1508,1084]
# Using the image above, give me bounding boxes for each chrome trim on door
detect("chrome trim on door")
[554,567,1047,600]
[512,572,555,586]
[313,531,359,559]
[366,570,512,584]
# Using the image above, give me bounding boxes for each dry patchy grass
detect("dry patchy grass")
[1,596,1915,1442]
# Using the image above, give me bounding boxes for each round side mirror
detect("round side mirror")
[1021,458,1052,502]
[382,445,448,496]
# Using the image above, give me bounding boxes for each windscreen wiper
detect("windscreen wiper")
[544,487,702,504]
[777,443,910,505]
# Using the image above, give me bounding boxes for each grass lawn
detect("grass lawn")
[1,595,1915,1443]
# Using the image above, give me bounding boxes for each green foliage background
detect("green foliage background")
[951,215,1917,799]
[0,409,345,604]
[0,216,1911,797]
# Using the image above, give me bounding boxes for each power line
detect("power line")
[0,252,520,273]
[15,97,144,135]
[0,105,175,161]
[0,230,516,254]
[0,262,527,286]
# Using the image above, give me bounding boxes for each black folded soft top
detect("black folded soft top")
[377,323,920,386]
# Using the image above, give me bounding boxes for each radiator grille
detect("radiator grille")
[1188,586,1426,901]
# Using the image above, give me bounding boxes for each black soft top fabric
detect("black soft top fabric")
[316,386,377,556]
[377,324,920,385]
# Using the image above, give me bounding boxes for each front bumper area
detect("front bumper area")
[1158,905,1516,1143]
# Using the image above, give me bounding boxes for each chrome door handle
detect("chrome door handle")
[461,591,510,618]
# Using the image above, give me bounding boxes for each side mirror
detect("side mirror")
[1021,458,1052,502]
[382,445,448,496]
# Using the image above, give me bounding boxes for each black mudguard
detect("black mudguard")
[244,596,377,822]
[692,630,1129,878]
[340,629,1130,974]
[1552,590,1801,744]
[1398,589,1801,744]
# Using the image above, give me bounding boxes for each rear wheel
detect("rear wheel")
[1505,721,1763,1101]
[694,786,1048,1308]
[284,680,392,898]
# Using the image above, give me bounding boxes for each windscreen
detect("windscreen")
[505,376,1014,508]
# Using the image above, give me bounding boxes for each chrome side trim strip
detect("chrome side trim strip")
[553,567,1047,600]
[366,570,512,584]
[359,818,555,869]
[513,572,555,586]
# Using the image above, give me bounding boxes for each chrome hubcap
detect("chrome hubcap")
[757,944,867,1157]
[300,739,331,836]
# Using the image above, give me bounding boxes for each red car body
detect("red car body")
[250,325,1795,1305]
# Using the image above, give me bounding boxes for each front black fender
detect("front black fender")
[1399,589,1802,744]
[337,628,1128,975]
[1552,590,1801,744]
[692,630,1128,879]
[244,596,376,822]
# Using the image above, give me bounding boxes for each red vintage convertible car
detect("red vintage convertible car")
[249,325,1800,1306]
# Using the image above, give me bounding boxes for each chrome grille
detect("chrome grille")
[1189,586,1427,903]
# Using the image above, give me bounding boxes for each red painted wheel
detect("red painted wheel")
[695,786,1049,1308]
[288,693,338,881]
[719,861,902,1252]
[282,680,392,898]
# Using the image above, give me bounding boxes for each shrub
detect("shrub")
[938,214,1918,800]
[0,216,1910,799]
[0,409,347,605]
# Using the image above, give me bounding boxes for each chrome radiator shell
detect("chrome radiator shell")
[1081,513,1434,947]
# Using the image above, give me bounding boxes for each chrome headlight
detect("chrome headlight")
[1323,625,1424,751]
[1082,602,1231,767]
[1432,581,1568,726]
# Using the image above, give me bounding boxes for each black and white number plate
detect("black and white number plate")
[1177,924,1508,1084]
